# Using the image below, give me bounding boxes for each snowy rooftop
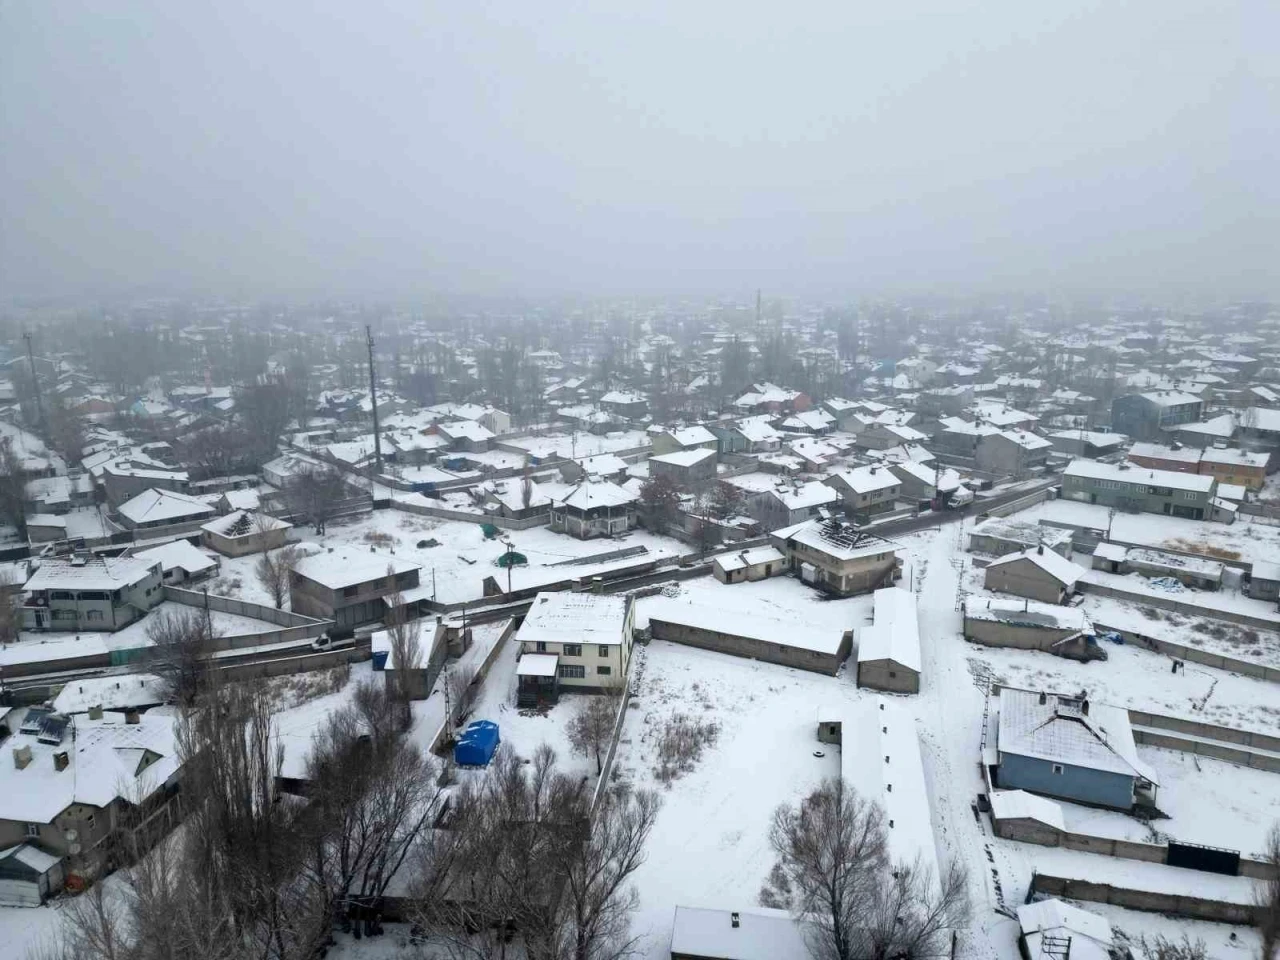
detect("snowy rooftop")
[987,547,1085,587]
[713,545,785,573]
[1017,900,1113,960]
[666,425,717,447]
[52,673,167,714]
[515,652,559,677]
[644,595,845,655]
[733,417,781,443]
[200,509,292,537]
[291,549,421,589]
[988,789,1066,830]
[650,448,716,468]
[1200,446,1269,468]
[828,465,898,495]
[117,487,216,524]
[670,906,809,960]
[1129,441,1202,464]
[1063,459,1215,493]
[773,519,899,563]
[964,596,1090,632]
[518,592,629,647]
[1139,390,1202,407]
[768,480,838,510]
[1047,429,1127,446]
[857,587,921,672]
[132,539,219,576]
[997,687,1158,784]
[553,479,637,510]
[25,553,160,592]
[439,420,495,442]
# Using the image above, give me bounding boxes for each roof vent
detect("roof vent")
[53,751,69,772]
[730,913,740,929]
[12,746,31,770]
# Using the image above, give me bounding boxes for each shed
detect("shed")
[1248,560,1280,603]
[856,587,921,693]
[0,844,64,906]
[454,720,500,767]
[983,546,1085,605]
[1017,899,1113,960]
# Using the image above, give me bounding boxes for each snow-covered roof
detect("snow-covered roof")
[1129,441,1202,464]
[995,429,1052,451]
[828,465,899,495]
[1200,446,1269,468]
[890,460,937,486]
[599,390,646,406]
[1017,899,1113,960]
[117,487,216,525]
[1047,429,1127,447]
[988,789,1065,830]
[438,420,495,442]
[1063,459,1215,493]
[964,596,1090,633]
[1139,390,1202,407]
[733,417,781,443]
[857,587,921,672]
[650,448,716,468]
[515,652,559,678]
[519,592,629,647]
[0,708,180,824]
[666,425,717,447]
[670,906,809,960]
[997,687,1158,784]
[1167,413,1236,439]
[574,453,628,475]
[132,539,219,577]
[773,519,899,563]
[1092,542,1128,563]
[554,479,637,510]
[291,549,421,590]
[713,546,786,574]
[644,596,845,656]
[25,553,160,592]
[986,547,1085,588]
[200,510,291,538]
[768,480,838,511]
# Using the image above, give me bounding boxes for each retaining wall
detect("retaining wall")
[1028,873,1259,925]
[391,498,549,530]
[1077,581,1280,631]
[1094,623,1280,684]
[162,585,332,651]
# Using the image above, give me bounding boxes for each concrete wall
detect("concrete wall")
[963,618,1083,654]
[649,617,848,676]
[1077,581,1280,632]
[1094,623,1280,684]
[979,487,1052,519]
[997,753,1134,809]
[391,498,549,530]
[1029,873,1257,926]
[856,659,919,693]
[983,558,1067,605]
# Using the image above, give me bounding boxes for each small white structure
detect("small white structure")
[132,539,220,584]
[856,587,922,694]
[712,546,786,584]
[1017,899,1113,960]
[200,510,292,558]
[670,905,809,960]
[0,843,63,907]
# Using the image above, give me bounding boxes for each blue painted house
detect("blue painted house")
[995,688,1159,810]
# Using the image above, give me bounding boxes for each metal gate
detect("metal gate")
[1166,840,1240,876]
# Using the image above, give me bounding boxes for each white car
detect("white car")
[311,633,355,652]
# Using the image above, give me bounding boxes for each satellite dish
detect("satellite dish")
[63,829,78,842]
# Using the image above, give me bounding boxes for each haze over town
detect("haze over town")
[1,4,1279,960]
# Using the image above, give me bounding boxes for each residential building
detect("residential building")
[131,540,220,585]
[931,417,1001,458]
[963,599,1100,662]
[0,706,183,881]
[994,687,1159,810]
[822,466,900,520]
[669,906,809,960]
[101,460,190,504]
[434,420,494,452]
[649,448,717,487]
[983,546,1085,605]
[856,587,921,694]
[733,383,810,415]
[516,592,633,701]
[1110,391,1204,440]
[887,461,937,501]
[115,487,216,532]
[1060,460,1216,521]
[1199,446,1269,490]
[856,421,928,451]
[22,554,164,632]
[1045,430,1127,459]
[755,479,839,530]
[710,416,781,454]
[597,391,649,419]
[1126,442,1202,474]
[968,517,1074,559]
[200,510,293,558]
[769,519,899,597]
[651,425,719,456]
[549,480,638,539]
[289,550,422,629]
[975,430,1053,477]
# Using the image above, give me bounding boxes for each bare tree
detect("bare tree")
[444,663,478,727]
[146,606,218,707]
[289,466,348,535]
[1259,822,1280,960]
[254,539,301,610]
[0,567,24,647]
[1136,934,1210,960]
[762,777,971,960]
[567,686,623,775]
[0,437,27,538]
[384,578,422,728]
[637,475,680,535]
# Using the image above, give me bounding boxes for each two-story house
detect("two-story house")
[22,554,164,632]
[1110,391,1204,441]
[769,519,900,597]
[1061,459,1217,521]
[822,466,901,521]
[515,592,634,705]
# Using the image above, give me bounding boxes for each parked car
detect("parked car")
[311,633,355,652]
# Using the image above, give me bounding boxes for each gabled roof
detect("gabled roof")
[25,554,160,592]
[291,549,420,590]
[554,479,638,510]
[857,587,921,672]
[828,465,899,495]
[117,487,215,525]
[987,548,1085,588]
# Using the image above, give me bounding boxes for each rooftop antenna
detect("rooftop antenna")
[366,325,383,475]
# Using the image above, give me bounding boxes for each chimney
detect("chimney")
[1081,699,1089,716]
[53,751,69,772]
[1037,543,1044,555]
[730,912,740,929]
[1039,691,1047,705]
[125,709,140,725]
[12,746,32,770]
[88,704,103,721]
[592,576,604,594]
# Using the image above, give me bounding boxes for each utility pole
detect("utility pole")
[366,325,383,475]
[23,332,44,432]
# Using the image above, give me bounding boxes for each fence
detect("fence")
[1094,622,1280,684]
[214,645,368,683]
[391,498,550,530]
[162,585,333,652]
[1077,580,1280,632]
[1028,873,1260,925]
[591,686,633,815]
[1125,707,1280,773]
[979,486,1053,519]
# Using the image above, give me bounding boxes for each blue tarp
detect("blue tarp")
[454,720,500,767]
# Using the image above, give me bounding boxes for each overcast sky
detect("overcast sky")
[1,1,1276,301]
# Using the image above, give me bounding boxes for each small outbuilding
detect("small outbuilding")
[132,539,220,585]
[712,546,786,584]
[200,510,293,558]
[856,587,921,694]
[516,653,560,707]
[454,720,501,767]
[983,546,1085,605]
[0,844,63,907]
[1016,899,1114,960]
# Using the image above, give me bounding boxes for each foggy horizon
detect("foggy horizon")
[2,1,1277,302]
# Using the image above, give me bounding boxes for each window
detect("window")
[86,610,104,622]
[85,813,96,832]
[535,641,547,653]
[597,666,611,676]
[598,645,610,657]
[50,591,73,601]
[52,609,75,621]
[25,823,39,838]
[563,644,582,657]
[342,585,358,599]
[395,571,415,587]
[1051,763,1065,775]
[558,664,585,679]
